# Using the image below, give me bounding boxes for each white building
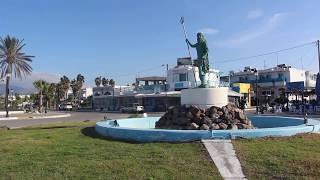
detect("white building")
[79,87,93,100]
[92,58,242,111]
[167,58,220,91]
[230,64,317,102]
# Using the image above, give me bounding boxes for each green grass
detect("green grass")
[0,122,221,179]
[233,133,320,179]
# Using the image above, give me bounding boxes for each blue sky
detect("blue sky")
[1,0,320,86]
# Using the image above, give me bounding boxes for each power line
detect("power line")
[214,41,316,64]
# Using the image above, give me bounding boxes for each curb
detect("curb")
[0,114,71,121]
[0,117,18,121]
[31,114,71,119]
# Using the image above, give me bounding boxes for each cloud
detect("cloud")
[247,9,264,19]
[197,28,219,35]
[215,13,287,47]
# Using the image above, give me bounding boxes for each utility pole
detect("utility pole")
[165,64,169,112]
[317,40,320,72]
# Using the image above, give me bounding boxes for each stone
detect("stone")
[192,117,201,124]
[156,104,254,130]
[200,124,210,130]
[222,106,228,115]
[235,110,246,120]
[211,123,220,130]
[231,124,238,130]
[218,123,228,130]
[191,123,199,130]
[247,120,252,126]
[202,117,212,126]
[237,124,244,129]
[175,117,189,126]
[209,106,218,113]
[186,112,193,119]
[242,124,252,129]
[213,118,223,124]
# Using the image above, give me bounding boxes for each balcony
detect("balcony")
[236,77,287,84]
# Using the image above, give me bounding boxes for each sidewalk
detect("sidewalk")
[0,111,71,121]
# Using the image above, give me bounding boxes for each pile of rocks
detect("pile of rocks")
[155,104,253,130]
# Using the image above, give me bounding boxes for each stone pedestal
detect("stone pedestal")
[181,87,228,108]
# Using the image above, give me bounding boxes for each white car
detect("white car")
[120,103,144,113]
[59,103,73,111]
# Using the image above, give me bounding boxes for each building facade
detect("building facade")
[92,58,242,112]
[230,64,317,104]
[167,57,220,91]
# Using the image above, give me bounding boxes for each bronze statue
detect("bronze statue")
[186,32,210,88]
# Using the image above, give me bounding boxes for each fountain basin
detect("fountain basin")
[95,116,320,142]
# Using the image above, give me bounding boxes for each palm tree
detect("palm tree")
[60,76,70,100]
[76,74,84,85]
[33,80,49,113]
[0,35,34,117]
[102,77,109,87]
[95,76,102,87]
[46,83,57,110]
[71,74,85,106]
[109,79,115,87]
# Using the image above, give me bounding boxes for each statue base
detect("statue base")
[181,87,228,109]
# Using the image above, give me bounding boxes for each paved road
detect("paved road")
[0,111,164,129]
[1,110,318,129]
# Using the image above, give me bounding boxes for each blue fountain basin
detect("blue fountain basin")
[95,116,320,142]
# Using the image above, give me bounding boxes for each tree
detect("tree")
[15,93,21,102]
[95,76,102,87]
[109,79,115,87]
[33,80,49,113]
[70,74,85,105]
[102,77,109,87]
[76,74,84,85]
[46,83,57,110]
[0,35,34,117]
[60,76,70,100]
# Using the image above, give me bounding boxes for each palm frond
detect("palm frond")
[0,35,34,79]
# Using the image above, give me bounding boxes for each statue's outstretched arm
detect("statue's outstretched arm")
[186,39,196,48]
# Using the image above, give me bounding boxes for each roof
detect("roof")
[136,76,166,81]
[135,91,181,98]
[228,89,244,97]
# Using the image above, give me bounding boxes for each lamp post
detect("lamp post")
[254,70,259,114]
[162,64,169,112]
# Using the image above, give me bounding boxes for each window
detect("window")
[179,73,187,81]
[278,73,283,79]
[266,74,271,80]
[259,75,265,80]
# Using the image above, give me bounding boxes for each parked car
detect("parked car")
[59,103,73,111]
[120,103,144,113]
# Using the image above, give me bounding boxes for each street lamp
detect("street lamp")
[254,70,259,114]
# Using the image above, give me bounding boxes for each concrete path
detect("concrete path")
[202,139,246,180]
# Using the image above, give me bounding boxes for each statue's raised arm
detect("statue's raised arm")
[188,32,210,88]
[186,39,197,48]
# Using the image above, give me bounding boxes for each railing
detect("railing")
[236,77,287,84]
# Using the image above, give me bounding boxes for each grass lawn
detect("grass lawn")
[0,122,221,179]
[233,133,320,179]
